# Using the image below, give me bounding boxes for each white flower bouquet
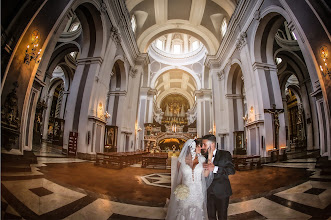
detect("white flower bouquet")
[174,184,190,201]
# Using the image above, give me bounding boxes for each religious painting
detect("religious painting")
[233,131,246,155]
[105,126,118,152]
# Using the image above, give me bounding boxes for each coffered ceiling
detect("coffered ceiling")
[125,0,237,54]
[155,70,197,108]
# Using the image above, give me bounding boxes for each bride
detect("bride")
[166,139,213,220]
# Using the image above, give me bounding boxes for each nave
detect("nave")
[1,0,331,219]
[2,149,331,219]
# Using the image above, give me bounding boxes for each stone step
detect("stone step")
[316,156,331,175]
[1,150,38,164]
[1,150,37,173]
[1,163,31,173]
[286,151,307,159]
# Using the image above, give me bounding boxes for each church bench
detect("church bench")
[233,155,262,170]
[95,151,149,169]
[95,152,127,169]
[141,153,168,169]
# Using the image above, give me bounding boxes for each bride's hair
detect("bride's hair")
[194,138,202,147]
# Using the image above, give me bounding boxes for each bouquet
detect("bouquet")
[174,184,190,201]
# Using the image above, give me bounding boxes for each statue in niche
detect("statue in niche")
[297,105,303,125]
[296,104,306,146]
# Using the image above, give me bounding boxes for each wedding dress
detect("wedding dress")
[166,139,213,220]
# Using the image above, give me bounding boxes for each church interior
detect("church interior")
[1,0,331,219]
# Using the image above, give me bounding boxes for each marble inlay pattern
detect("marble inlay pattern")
[275,181,331,209]
[1,156,331,219]
[1,197,22,219]
[228,197,311,219]
[141,173,171,188]
[2,178,86,215]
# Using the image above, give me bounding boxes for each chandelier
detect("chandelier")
[319,45,330,78]
[24,30,42,65]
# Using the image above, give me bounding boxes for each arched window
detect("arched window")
[276,57,283,65]
[173,44,181,54]
[291,31,297,40]
[131,15,137,33]
[192,41,199,51]
[156,39,163,50]
[70,51,78,59]
[221,19,227,37]
[69,22,80,32]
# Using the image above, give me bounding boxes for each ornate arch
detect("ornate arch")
[151,66,202,90]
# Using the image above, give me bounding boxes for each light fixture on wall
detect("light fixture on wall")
[243,114,248,122]
[24,30,42,65]
[104,111,111,119]
[319,45,330,78]
[209,128,213,134]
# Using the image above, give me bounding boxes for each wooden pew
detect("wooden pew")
[95,152,126,169]
[95,151,148,169]
[233,155,262,170]
[141,153,168,169]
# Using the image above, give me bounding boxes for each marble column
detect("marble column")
[252,62,286,157]
[59,91,69,119]
[63,57,103,154]
[195,89,212,137]
[146,89,157,123]
[282,97,290,149]
[42,94,54,141]
[137,87,149,150]
[211,69,224,145]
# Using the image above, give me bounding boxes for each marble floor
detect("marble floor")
[1,155,331,220]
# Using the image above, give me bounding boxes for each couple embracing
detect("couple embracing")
[166,135,235,220]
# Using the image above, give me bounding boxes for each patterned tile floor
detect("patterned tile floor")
[1,156,331,219]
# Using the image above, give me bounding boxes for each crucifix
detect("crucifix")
[264,104,284,150]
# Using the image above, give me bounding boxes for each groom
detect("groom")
[202,134,235,220]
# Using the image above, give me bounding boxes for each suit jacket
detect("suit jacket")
[207,150,235,198]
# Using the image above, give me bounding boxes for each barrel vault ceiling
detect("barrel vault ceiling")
[125,0,237,54]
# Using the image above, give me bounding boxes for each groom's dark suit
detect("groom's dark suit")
[207,149,235,220]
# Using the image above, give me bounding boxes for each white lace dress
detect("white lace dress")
[174,156,208,220]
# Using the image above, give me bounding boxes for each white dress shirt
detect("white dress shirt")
[212,149,219,173]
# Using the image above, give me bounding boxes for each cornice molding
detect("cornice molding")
[205,0,263,69]
[195,89,212,98]
[246,119,264,127]
[108,0,141,66]
[108,90,127,96]
[225,94,243,99]
[135,53,149,66]
[252,62,278,71]
[77,57,103,65]
[88,115,107,124]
